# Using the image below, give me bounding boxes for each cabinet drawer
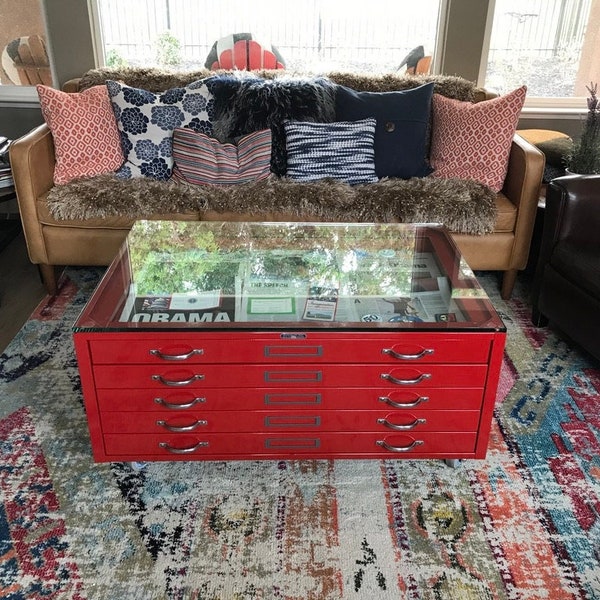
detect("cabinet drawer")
[100,409,481,434]
[87,333,492,365]
[93,364,488,389]
[102,431,478,458]
[96,386,485,412]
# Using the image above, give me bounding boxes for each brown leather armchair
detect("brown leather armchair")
[532,175,600,362]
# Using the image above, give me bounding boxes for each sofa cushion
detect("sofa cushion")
[284,119,378,185]
[209,74,336,176]
[172,128,272,186]
[429,86,526,192]
[36,84,124,185]
[335,83,434,178]
[106,79,214,180]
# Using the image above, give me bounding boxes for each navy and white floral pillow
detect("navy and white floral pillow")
[106,79,214,180]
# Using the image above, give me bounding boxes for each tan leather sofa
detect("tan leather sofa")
[11,72,544,300]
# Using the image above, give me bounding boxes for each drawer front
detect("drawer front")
[100,409,481,434]
[87,333,492,365]
[96,386,485,412]
[102,431,478,458]
[93,364,488,389]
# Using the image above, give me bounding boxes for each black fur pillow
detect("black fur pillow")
[208,74,337,176]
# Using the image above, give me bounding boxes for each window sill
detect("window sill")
[521,106,586,120]
[0,86,41,108]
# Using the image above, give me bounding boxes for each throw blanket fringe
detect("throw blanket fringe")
[46,175,497,235]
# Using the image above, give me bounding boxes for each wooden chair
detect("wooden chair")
[1,35,52,86]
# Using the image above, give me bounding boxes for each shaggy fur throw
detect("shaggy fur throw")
[325,72,477,101]
[77,67,479,101]
[47,175,497,236]
[208,75,337,175]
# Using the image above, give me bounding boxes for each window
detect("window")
[0,0,51,101]
[485,0,597,101]
[91,0,443,75]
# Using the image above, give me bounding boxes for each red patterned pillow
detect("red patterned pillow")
[429,86,527,192]
[172,128,272,186]
[37,85,123,185]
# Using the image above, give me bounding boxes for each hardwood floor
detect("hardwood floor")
[0,226,47,353]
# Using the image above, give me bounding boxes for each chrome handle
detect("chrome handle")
[158,441,209,454]
[381,373,431,385]
[156,419,208,432]
[377,418,426,431]
[376,439,424,453]
[150,348,203,361]
[154,396,206,409]
[379,395,429,408]
[152,374,204,386]
[382,348,434,360]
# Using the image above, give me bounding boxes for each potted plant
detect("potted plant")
[566,82,600,175]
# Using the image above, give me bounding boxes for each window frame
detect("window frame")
[480,0,592,116]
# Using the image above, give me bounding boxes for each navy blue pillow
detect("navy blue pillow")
[335,82,435,179]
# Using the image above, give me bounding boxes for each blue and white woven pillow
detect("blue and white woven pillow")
[284,118,378,185]
[106,79,215,180]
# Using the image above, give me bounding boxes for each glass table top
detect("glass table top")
[73,221,505,332]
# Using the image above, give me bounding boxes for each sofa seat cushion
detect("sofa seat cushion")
[494,192,517,233]
[45,174,498,236]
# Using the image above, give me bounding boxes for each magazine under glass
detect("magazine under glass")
[74,221,505,332]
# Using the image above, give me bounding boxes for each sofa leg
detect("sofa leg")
[501,269,518,300]
[38,264,58,296]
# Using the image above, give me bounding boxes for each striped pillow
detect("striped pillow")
[172,128,272,186]
[284,119,378,185]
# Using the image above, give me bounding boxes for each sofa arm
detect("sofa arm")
[10,123,55,264]
[502,133,545,269]
[62,78,81,92]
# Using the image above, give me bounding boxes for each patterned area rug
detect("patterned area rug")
[1,267,599,599]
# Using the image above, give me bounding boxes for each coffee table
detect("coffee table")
[73,221,506,465]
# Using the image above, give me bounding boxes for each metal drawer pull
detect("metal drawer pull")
[381,373,431,385]
[379,395,429,408]
[150,348,203,361]
[377,418,426,431]
[154,396,205,409]
[152,374,204,386]
[376,439,424,453]
[382,348,434,360]
[156,419,208,432]
[159,441,209,454]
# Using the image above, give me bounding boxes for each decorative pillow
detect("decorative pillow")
[106,79,214,180]
[429,86,527,192]
[172,128,272,186]
[335,82,435,179]
[209,75,336,176]
[284,118,378,185]
[37,84,124,185]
